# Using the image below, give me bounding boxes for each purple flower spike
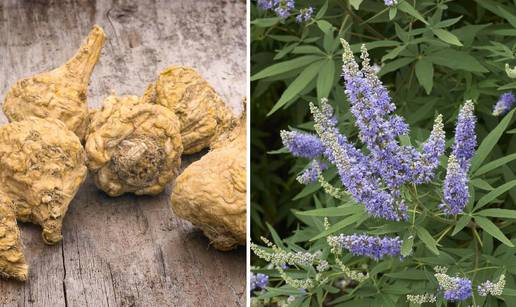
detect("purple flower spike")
[493,92,516,116]
[250,273,269,291]
[296,7,313,23]
[297,160,327,184]
[440,155,469,215]
[280,130,325,159]
[273,0,295,19]
[333,234,402,260]
[452,100,476,171]
[442,277,472,301]
[310,99,407,221]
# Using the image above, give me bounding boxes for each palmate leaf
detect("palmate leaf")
[267,60,324,116]
[477,208,516,219]
[426,49,488,72]
[251,55,322,81]
[310,211,366,241]
[316,60,336,99]
[397,1,428,25]
[295,202,360,217]
[474,216,514,247]
[416,226,440,255]
[473,153,516,177]
[432,28,463,46]
[475,179,516,210]
[471,108,516,172]
[415,59,434,94]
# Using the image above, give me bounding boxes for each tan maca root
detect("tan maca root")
[142,66,238,154]
[3,25,106,141]
[0,193,28,281]
[85,95,183,197]
[0,118,87,245]
[171,99,246,251]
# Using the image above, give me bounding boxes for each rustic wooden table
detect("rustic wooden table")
[0,1,246,306]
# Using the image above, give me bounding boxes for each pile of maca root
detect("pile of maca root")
[0,25,246,281]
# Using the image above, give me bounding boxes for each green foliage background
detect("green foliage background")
[251,0,516,306]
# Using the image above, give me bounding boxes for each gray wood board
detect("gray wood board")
[0,0,246,306]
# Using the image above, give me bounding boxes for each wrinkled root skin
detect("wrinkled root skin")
[171,106,246,251]
[86,95,183,197]
[2,25,105,141]
[142,66,238,154]
[0,193,28,281]
[0,118,87,245]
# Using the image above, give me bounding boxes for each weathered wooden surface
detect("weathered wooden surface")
[0,0,246,306]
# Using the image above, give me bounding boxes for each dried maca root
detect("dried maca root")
[171,101,246,251]
[142,66,238,154]
[3,25,106,141]
[85,95,183,197]
[0,118,87,245]
[0,193,28,281]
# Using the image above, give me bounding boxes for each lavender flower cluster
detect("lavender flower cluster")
[256,0,313,22]
[441,100,476,215]
[329,234,402,260]
[406,267,506,303]
[492,91,516,116]
[250,273,269,291]
[281,39,470,220]
[384,0,398,6]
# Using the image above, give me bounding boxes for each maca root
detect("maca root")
[0,193,28,281]
[2,25,106,141]
[0,118,87,245]
[171,99,246,251]
[85,95,183,196]
[142,66,238,154]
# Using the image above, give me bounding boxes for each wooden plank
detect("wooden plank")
[0,0,246,306]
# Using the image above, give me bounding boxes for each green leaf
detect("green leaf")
[315,0,328,19]
[310,212,366,241]
[349,40,400,52]
[267,61,323,116]
[477,208,516,219]
[452,215,471,236]
[434,16,463,28]
[471,178,494,191]
[398,1,428,24]
[385,270,428,280]
[379,57,415,76]
[382,45,407,61]
[251,17,280,27]
[498,81,516,90]
[416,226,440,255]
[474,153,516,177]
[503,288,516,296]
[426,49,488,73]
[349,0,364,10]
[475,216,514,247]
[415,59,434,94]
[432,29,463,46]
[251,55,322,81]
[266,223,284,247]
[471,109,516,171]
[497,5,516,28]
[316,20,333,34]
[316,60,335,99]
[475,180,516,210]
[292,45,326,55]
[295,203,362,217]
[389,7,397,20]
[401,233,414,257]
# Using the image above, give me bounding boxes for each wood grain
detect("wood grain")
[0,0,246,306]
